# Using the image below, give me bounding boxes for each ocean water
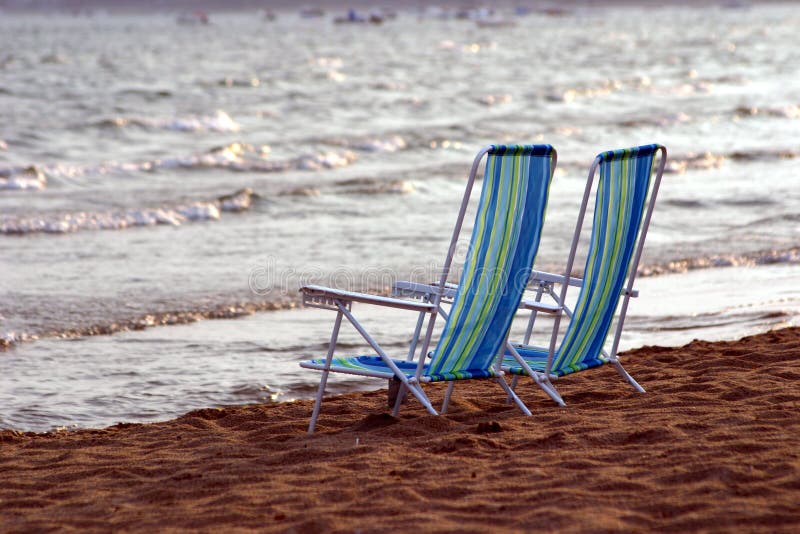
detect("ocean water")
[1,4,798,431]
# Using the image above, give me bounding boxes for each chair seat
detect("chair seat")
[502,347,606,377]
[302,355,497,382]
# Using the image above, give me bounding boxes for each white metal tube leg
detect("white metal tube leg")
[406,308,427,361]
[538,378,566,407]
[308,310,344,434]
[523,285,546,345]
[391,382,407,416]
[610,359,646,393]
[338,304,438,416]
[496,376,532,416]
[392,380,434,416]
[506,375,520,405]
[506,344,566,407]
[441,382,455,413]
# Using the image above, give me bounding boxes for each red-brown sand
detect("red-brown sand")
[2,327,799,532]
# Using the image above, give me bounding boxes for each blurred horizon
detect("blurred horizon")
[0,0,791,13]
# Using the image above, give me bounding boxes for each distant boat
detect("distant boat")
[334,9,384,25]
[539,7,570,17]
[176,11,209,26]
[721,0,750,8]
[420,6,451,20]
[476,19,517,28]
[379,8,398,20]
[475,15,517,28]
[451,7,516,27]
[299,7,325,18]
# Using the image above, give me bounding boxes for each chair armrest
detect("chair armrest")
[519,300,561,314]
[391,280,457,301]
[395,272,584,295]
[530,270,638,297]
[530,270,583,288]
[301,285,437,313]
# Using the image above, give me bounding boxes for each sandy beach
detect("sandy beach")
[2,327,799,532]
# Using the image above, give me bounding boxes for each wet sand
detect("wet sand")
[2,327,799,532]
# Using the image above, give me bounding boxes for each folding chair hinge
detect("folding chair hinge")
[302,293,352,312]
[391,286,429,301]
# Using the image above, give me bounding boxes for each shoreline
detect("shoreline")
[3,327,799,531]
[4,241,797,350]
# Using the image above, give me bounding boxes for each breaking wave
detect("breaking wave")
[543,74,723,104]
[0,166,47,191]
[0,188,258,235]
[4,247,797,350]
[0,171,421,235]
[0,298,298,351]
[663,147,798,174]
[734,104,800,120]
[639,247,800,277]
[332,177,415,195]
[545,77,647,103]
[321,134,408,153]
[95,110,241,133]
[1,331,38,350]
[0,143,359,190]
[664,152,726,173]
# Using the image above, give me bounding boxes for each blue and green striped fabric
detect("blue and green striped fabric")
[505,144,662,377]
[305,144,555,382]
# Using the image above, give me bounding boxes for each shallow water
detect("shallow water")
[1,5,799,430]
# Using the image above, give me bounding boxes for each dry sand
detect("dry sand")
[2,327,799,532]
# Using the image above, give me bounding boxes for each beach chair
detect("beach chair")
[503,144,667,405]
[299,144,557,433]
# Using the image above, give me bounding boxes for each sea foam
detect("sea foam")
[0,143,358,188]
[98,110,241,133]
[0,166,47,191]
[0,188,258,235]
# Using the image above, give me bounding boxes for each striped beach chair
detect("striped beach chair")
[503,144,667,405]
[299,144,556,433]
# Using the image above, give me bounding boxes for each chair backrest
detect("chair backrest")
[550,144,665,375]
[426,144,556,381]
